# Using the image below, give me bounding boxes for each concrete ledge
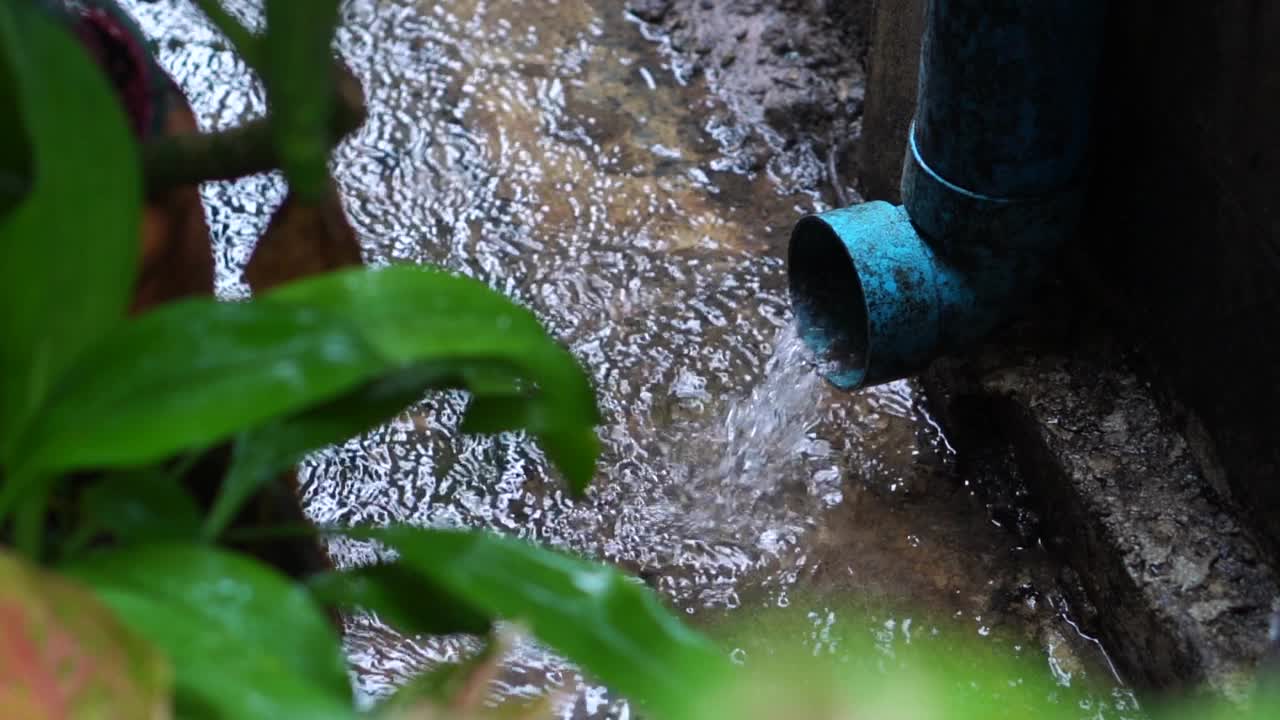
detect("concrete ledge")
[922,329,1279,700]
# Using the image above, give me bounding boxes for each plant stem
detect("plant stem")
[191,0,262,68]
[141,61,366,193]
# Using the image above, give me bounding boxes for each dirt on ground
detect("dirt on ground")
[625,0,870,205]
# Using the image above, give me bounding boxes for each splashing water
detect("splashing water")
[716,324,824,495]
[664,324,827,543]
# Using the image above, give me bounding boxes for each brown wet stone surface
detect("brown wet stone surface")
[119,0,1135,716]
[625,0,869,205]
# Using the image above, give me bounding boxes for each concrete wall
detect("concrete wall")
[858,1,1280,561]
[857,0,923,202]
[1083,1,1280,561]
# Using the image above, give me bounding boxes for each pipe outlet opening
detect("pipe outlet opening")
[788,215,870,389]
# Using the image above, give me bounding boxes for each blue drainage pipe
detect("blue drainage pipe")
[788,0,1107,389]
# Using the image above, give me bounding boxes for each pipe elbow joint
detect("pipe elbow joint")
[788,0,1104,390]
[788,129,1085,390]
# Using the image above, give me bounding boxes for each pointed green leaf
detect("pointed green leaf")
[357,527,730,720]
[205,365,443,539]
[65,545,354,720]
[0,1,140,456]
[308,564,491,636]
[266,265,601,493]
[0,39,30,217]
[208,356,584,539]
[9,266,598,518]
[7,298,381,503]
[74,465,204,549]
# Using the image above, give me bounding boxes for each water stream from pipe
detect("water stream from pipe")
[660,324,824,546]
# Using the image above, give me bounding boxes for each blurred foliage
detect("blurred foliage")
[0,1,1277,719]
[0,549,171,720]
[677,590,1280,720]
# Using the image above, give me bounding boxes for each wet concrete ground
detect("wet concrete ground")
[122,0,1137,716]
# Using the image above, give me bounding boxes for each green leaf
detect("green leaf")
[1152,691,1280,720]
[6,298,382,508]
[8,265,599,517]
[64,544,355,720]
[72,463,204,550]
[357,526,730,720]
[263,0,341,201]
[0,41,30,217]
[205,365,440,539]
[308,564,491,636]
[209,362,540,539]
[684,595,1147,720]
[0,1,140,456]
[459,393,535,434]
[0,549,172,719]
[266,265,601,493]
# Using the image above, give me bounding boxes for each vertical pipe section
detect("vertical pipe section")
[913,0,1105,198]
[903,0,1106,263]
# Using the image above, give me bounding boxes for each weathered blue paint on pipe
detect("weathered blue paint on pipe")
[791,202,990,389]
[787,0,1105,389]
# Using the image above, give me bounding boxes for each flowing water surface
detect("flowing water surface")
[121,1,1139,716]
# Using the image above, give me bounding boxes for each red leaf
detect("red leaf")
[0,551,171,719]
